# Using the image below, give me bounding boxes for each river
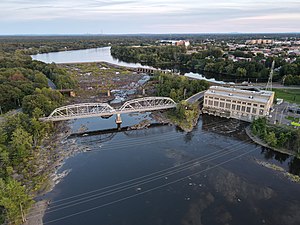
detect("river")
[31,47,152,68]
[31,48,300,225]
[41,114,300,225]
[31,46,225,84]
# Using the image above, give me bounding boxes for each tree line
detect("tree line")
[153,73,209,130]
[0,51,70,224]
[0,51,75,113]
[111,45,300,84]
[251,118,300,154]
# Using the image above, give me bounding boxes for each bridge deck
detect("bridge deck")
[40,97,177,122]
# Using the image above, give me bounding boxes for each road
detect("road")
[235,83,300,90]
[269,102,300,125]
[186,91,205,104]
[47,78,57,89]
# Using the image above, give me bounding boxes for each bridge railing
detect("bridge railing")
[40,97,177,122]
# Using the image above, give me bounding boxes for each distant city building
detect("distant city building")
[246,39,274,45]
[203,86,275,122]
[159,40,190,47]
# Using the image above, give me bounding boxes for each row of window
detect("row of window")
[205,99,264,115]
[205,95,264,108]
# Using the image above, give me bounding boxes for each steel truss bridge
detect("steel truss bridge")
[40,97,176,122]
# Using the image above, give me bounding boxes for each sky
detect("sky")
[1,0,300,35]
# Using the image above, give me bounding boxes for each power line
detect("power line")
[44,141,252,214]
[43,147,257,224]
[27,136,253,219]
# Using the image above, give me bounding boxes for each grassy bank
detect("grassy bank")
[274,88,300,105]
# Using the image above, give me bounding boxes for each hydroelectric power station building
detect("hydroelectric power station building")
[203,86,275,122]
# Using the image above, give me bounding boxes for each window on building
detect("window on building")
[242,106,246,112]
[237,105,241,111]
[259,109,264,115]
[260,105,264,108]
[232,100,237,103]
[242,102,246,105]
[220,98,225,101]
[220,102,225,108]
[237,101,241,104]
[226,103,231,109]
[208,100,213,105]
[214,97,219,100]
[226,99,231,102]
[232,104,236,110]
[253,103,258,107]
[205,100,207,105]
[209,96,213,99]
[246,107,251,113]
[214,101,218,107]
[252,108,257,114]
[247,103,251,106]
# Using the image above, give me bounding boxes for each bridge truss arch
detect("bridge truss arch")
[40,97,177,122]
[43,103,116,122]
[119,97,176,113]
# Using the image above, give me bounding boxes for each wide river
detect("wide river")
[31,46,152,68]
[31,48,300,225]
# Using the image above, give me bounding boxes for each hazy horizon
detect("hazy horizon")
[1,0,300,35]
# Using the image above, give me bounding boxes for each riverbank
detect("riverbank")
[255,160,300,183]
[24,121,94,224]
[245,125,299,159]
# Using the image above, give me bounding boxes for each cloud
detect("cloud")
[0,0,299,34]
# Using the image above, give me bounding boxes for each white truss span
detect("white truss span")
[40,97,176,122]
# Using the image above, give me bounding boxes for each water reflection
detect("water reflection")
[260,147,290,163]
[288,157,300,176]
[202,115,300,176]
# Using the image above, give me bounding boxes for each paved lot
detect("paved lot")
[269,102,300,125]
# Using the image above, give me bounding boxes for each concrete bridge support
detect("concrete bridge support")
[115,113,122,124]
[115,113,122,130]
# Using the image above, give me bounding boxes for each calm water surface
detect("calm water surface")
[43,114,300,225]
[31,47,152,68]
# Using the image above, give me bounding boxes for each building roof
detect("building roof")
[205,86,274,104]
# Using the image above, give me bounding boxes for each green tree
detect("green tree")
[0,178,33,225]
[265,131,277,147]
[10,127,33,166]
[236,67,247,77]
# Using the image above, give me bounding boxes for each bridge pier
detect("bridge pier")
[115,113,122,130]
[115,113,122,124]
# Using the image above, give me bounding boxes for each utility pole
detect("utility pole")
[266,60,275,91]
[279,111,284,124]
[274,108,278,124]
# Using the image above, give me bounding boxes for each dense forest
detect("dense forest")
[111,45,300,84]
[0,51,74,224]
[153,73,209,130]
[154,73,209,102]
[0,51,76,113]
[251,118,300,154]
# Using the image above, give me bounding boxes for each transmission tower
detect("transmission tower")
[266,60,275,91]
